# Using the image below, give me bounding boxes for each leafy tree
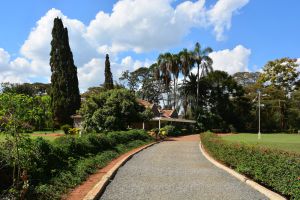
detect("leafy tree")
[80,89,150,132]
[50,17,80,126]
[139,65,163,104]
[259,57,299,95]
[232,72,261,87]
[194,71,249,131]
[119,70,139,92]
[0,93,39,195]
[81,86,106,98]
[257,58,299,130]
[104,54,114,90]
[287,89,300,131]
[0,93,53,132]
[1,82,51,96]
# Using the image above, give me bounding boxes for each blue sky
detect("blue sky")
[0,0,299,91]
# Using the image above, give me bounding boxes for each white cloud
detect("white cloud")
[78,56,153,91]
[86,0,248,52]
[0,0,250,90]
[0,48,10,71]
[209,45,251,74]
[208,0,249,41]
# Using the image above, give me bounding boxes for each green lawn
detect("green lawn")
[0,130,65,142]
[221,133,300,153]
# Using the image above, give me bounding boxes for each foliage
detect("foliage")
[60,124,71,134]
[160,125,182,136]
[80,89,150,132]
[0,130,153,199]
[259,57,299,95]
[201,132,300,199]
[287,89,300,131]
[183,70,251,132]
[1,82,50,96]
[104,54,114,90]
[158,52,181,109]
[120,65,163,104]
[0,93,52,132]
[68,128,80,135]
[232,72,261,87]
[50,17,81,127]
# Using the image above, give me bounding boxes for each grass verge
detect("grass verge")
[201,132,300,199]
[221,133,300,153]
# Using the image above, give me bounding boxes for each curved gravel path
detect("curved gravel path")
[100,136,267,200]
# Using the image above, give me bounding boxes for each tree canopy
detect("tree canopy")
[50,17,80,126]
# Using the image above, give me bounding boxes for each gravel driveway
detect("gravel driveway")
[100,139,267,200]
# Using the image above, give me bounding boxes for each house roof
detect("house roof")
[151,117,196,123]
[71,114,82,119]
[137,99,153,108]
[160,109,176,118]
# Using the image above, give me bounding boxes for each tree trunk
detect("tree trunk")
[196,63,200,105]
[173,77,176,109]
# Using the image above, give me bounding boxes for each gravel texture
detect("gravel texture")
[100,141,268,200]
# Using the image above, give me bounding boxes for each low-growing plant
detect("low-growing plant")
[61,124,71,134]
[68,128,80,135]
[160,125,182,137]
[201,132,300,199]
[0,129,153,199]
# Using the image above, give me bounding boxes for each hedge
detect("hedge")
[0,129,153,199]
[201,132,300,199]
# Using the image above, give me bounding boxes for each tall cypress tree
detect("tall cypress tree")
[104,54,114,90]
[50,17,81,126]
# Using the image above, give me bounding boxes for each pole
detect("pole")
[258,90,261,140]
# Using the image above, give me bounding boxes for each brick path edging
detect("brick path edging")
[199,141,286,200]
[83,142,158,200]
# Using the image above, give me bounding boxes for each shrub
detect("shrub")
[68,128,80,135]
[160,125,182,137]
[201,132,300,199]
[61,124,71,134]
[80,89,146,132]
[0,129,154,199]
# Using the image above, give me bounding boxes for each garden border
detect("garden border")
[199,141,286,200]
[83,142,158,200]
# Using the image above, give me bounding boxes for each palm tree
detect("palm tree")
[192,42,213,104]
[157,53,172,107]
[179,48,194,83]
[179,48,193,117]
[158,53,181,109]
[180,73,198,118]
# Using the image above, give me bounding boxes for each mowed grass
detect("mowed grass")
[0,130,65,142]
[221,133,300,153]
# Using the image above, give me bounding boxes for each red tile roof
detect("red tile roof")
[136,99,153,108]
[161,109,175,118]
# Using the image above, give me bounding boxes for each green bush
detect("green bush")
[0,129,153,199]
[160,125,182,136]
[201,132,300,199]
[68,127,80,135]
[61,124,71,134]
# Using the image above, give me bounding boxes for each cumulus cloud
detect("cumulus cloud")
[0,0,249,90]
[78,56,152,91]
[208,0,249,41]
[209,45,251,74]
